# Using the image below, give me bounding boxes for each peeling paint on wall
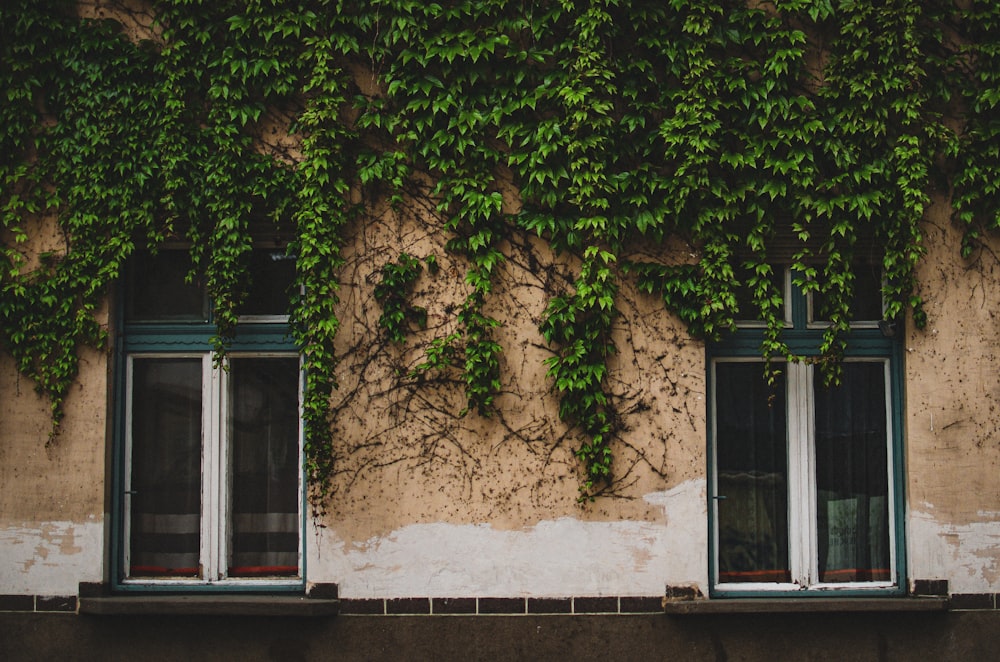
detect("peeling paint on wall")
[308,480,707,599]
[909,507,1000,594]
[0,520,103,595]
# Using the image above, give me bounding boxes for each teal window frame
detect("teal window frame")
[110,250,305,594]
[707,268,906,597]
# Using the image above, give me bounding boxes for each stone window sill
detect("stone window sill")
[663,597,948,615]
[78,594,339,616]
[77,582,339,617]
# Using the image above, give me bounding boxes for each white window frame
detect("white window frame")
[709,358,897,593]
[122,352,303,587]
[115,245,304,591]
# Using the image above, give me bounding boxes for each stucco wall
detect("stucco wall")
[0,0,998,603]
[0,347,107,595]
[905,201,1000,594]
[300,194,1000,600]
[300,199,708,598]
[3,198,1000,600]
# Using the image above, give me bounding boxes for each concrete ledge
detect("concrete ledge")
[663,597,949,615]
[79,594,339,617]
[6,609,1000,661]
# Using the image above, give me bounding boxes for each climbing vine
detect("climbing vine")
[3,0,1000,502]
[374,252,428,343]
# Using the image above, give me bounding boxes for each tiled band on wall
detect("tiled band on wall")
[0,593,664,615]
[3,592,999,614]
[339,596,665,615]
[0,595,77,613]
[949,593,1000,610]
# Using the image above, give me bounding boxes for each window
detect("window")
[114,248,303,589]
[708,266,904,595]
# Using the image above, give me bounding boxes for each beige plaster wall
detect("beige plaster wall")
[5,196,1000,599]
[1,208,110,595]
[306,199,709,597]
[3,205,1000,598]
[320,201,705,533]
[2,0,997,600]
[905,201,1000,594]
[309,192,1000,598]
[0,344,108,595]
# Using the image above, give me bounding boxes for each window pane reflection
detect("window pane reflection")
[812,265,883,322]
[125,251,208,322]
[715,362,790,583]
[238,249,296,317]
[228,357,300,577]
[814,363,891,583]
[734,266,785,324]
[128,358,202,578]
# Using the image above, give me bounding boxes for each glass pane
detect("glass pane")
[715,362,790,583]
[128,358,202,578]
[237,249,296,317]
[228,357,300,577]
[734,266,785,324]
[125,251,208,322]
[814,363,891,583]
[812,265,883,322]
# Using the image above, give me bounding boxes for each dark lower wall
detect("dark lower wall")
[2,611,1000,662]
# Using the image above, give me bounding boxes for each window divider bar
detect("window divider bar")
[203,357,222,582]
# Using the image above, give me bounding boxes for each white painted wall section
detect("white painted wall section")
[0,519,103,595]
[308,480,707,598]
[909,506,1000,594]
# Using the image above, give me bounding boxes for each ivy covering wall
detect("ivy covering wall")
[3,0,1000,502]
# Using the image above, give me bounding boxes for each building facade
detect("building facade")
[3,198,999,614]
[2,1,1000,658]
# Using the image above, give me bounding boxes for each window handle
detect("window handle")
[712,495,727,500]
[125,490,138,495]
